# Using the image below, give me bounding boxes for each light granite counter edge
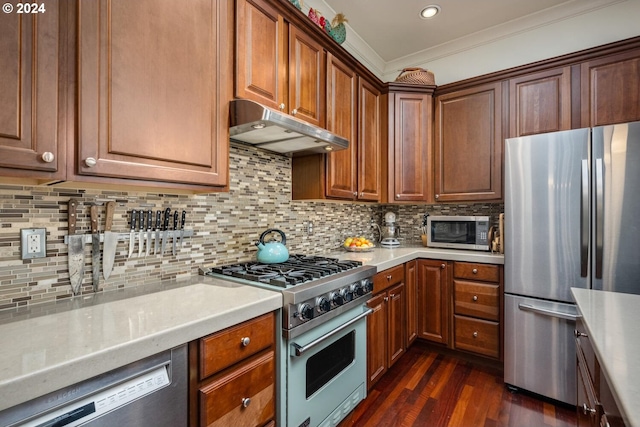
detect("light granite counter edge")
[0,277,282,412]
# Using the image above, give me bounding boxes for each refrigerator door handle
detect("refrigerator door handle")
[580,159,589,277]
[595,158,604,279]
[518,303,579,321]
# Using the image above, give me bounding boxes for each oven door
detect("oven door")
[286,305,371,427]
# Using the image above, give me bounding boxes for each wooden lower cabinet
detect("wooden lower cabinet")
[367,266,406,389]
[405,260,418,346]
[190,312,276,427]
[416,259,451,345]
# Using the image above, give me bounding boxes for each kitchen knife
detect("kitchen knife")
[178,210,186,248]
[172,210,179,256]
[154,210,161,255]
[128,210,137,258]
[160,207,171,255]
[90,204,100,292]
[102,201,117,280]
[138,210,145,257]
[146,209,153,257]
[67,199,85,295]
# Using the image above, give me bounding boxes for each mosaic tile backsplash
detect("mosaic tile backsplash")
[0,143,502,309]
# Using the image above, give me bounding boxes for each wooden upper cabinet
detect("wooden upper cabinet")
[434,82,503,202]
[581,48,640,127]
[509,67,572,137]
[0,6,64,182]
[325,53,357,199]
[76,0,230,190]
[357,78,382,201]
[385,87,434,203]
[236,0,325,127]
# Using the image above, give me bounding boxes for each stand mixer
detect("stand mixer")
[376,211,401,248]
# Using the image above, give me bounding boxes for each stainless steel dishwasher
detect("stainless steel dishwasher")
[0,344,187,427]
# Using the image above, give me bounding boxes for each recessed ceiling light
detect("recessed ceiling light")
[420,5,441,19]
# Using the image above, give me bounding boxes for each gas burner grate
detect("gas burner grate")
[204,255,363,287]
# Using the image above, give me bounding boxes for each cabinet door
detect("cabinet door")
[357,78,382,201]
[77,0,229,188]
[387,283,406,367]
[0,7,63,180]
[405,260,418,346]
[417,260,450,345]
[392,93,433,202]
[325,53,357,199]
[288,25,325,127]
[236,0,287,111]
[366,293,388,390]
[581,48,640,127]
[434,82,502,201]
[509,67,571,137]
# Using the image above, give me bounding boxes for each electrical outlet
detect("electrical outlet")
[21,228,47,259]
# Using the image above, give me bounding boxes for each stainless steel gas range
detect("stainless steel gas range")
[201,254,375,427]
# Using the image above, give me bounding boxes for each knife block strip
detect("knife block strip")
[64,229,194,244]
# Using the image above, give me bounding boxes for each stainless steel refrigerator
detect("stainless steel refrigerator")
[504,121,640,405]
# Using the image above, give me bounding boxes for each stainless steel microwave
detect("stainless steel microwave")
[426,216,490,251]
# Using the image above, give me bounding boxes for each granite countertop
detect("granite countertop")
[326,245,504,271]
[572,288,640,427]
[0,276,282,412]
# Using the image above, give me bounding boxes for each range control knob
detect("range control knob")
[330,291,344,307]
[352,283,365,297]
[316,297,331,313]
[298,303,314,321]
[340,288,354,303]
[362,279,373,293]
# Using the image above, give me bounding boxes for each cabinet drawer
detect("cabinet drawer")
[373,265,405,293]
[454,315,499,359]
[200,313,274,379]
[200,351,275,427]
[454,280,499,321]
[454,262,499,282]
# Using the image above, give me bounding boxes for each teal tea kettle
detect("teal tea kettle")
[255,229,289,263]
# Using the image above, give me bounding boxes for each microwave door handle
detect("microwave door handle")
[580,159,589,277]
[291,308,372,357]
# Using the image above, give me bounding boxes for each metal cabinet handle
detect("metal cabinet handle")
[241,337,251,347]
[384,296,389,302]
[395,194,400,199]
[41,152,55,163]
[472,331,478,338]
[291,108,298,115]
[353,192,357,197]
[359,192,364,197]
[84,157,97,167]
[435,194,439,199]
[441,264,445,269]
[574,329,588,338]
[582,403,596,416]
[279,103,285,111]
[472,268,478,274]
[519,303,579,321]
[242,397,251,408]
[386,275,392,280]
[472,295,478,301]
[389,294,395,298]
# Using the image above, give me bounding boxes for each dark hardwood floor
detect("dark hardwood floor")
[340,342,577,427]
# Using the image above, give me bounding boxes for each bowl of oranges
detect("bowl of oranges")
[343,236,375,252]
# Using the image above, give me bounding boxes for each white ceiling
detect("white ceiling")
[320,0,607,62]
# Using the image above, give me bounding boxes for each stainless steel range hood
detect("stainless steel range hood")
[229,99,348,157]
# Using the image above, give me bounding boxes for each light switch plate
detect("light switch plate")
[21,228,47,259]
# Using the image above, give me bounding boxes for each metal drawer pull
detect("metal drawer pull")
[472,295,478,301]
[574,329,588,338]
[242,397,251,408]
[473,331,478,338]
[291,308,373,356]
[472,268,478,274]
[582,403,596,416]
[241,337,251,347]
[441,264,445,269]
[41,152,55,163]
[518,303,578,321]
[386,274,392,280]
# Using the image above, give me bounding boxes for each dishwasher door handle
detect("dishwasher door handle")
[291,308,373,357]
[518,303,579,321]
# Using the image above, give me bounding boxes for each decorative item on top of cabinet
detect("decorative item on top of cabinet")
[417,259,450,345]
[381,83,435,203]
[509,67,572,138]
[189,312,276,427]
[452,262,502,360]
[74,0,231,192]
[292,58,381,201]
[580,47,640,127]
[0,3,64,183]
[434,81,503,202]
[236,0,325,127]
[367,265,406,389]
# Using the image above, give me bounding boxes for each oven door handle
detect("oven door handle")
[291,308,373,357]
